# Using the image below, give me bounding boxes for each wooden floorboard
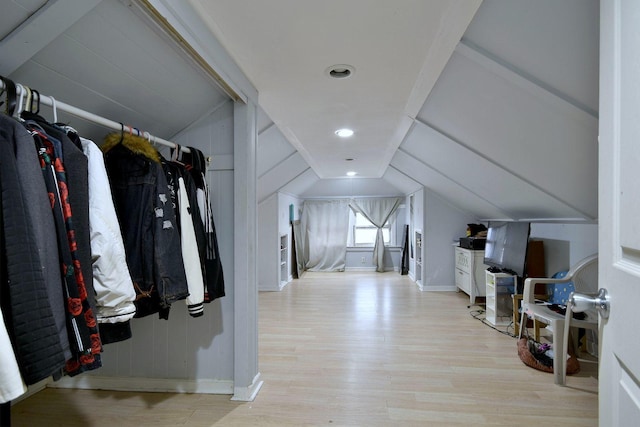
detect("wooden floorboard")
[10,272,598,426]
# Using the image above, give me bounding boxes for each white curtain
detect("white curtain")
[300,199,350,271]
[350,197,401,272]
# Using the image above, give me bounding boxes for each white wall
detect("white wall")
[346,247,401,271]
[300,178,404,199]
[423,190,478,291]
[258,194,278,291]
[529,223,598,275]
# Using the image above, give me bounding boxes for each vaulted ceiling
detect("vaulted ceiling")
[253,0,599,222]
[1,0,600,222]
[188,0,481,179]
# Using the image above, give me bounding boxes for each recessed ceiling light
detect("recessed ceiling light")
[346,171,357,177]
[335,128,354,138]
[325,64,355,79]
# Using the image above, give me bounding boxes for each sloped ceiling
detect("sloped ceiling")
[2,0,600,222]
[258,0,599,222]
[1,0,229,147]
[190,0,482,179]
[396,0,599,221]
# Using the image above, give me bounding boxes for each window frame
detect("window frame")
[351,211,392,247]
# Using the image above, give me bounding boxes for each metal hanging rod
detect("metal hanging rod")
[1,79,189,153]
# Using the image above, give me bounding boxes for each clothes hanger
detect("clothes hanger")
[117,122,124,144]
[15,84,26,116]
[171,143,180,161]
[31,89,40,114]
[24,86,32,113]
[143,130,154,146]
[50,95,58,123]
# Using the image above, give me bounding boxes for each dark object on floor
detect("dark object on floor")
[517,337,580,375]
[400,224,409,275]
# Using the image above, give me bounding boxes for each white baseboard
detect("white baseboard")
[279,280,290,290]
[48,375,234,395]
[421,285,458,292]
[231,372,263,402]
[344,267,398,272]
[345,266,377,272]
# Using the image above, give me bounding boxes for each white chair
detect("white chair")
[518,254,598,385]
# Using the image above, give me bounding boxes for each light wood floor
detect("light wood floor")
[10,272,598,426]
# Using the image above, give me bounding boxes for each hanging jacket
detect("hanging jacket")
[27,125,102,376]
[79,136,137,342]
[176,147,225,301]
[102,133,189,319]
[0,114,71,361]
[0,306,26,403]
[0,127,66,384]
[21,112,96,317]
[163,160,205,317]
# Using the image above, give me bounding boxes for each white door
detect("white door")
[599,0,640,424]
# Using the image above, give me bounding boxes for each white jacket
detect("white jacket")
[81,138,137,323]
[0,306,26,403]
[177,176,205,316]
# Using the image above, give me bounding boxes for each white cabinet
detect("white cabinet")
[454,247,487,304]
[485,271,516,326]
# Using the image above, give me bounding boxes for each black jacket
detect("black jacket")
[0,124,66,385]
[102,133,189,319]
[0,114,71,360]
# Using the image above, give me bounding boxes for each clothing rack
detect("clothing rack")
[1,78,189,154]
[1,76,198,427]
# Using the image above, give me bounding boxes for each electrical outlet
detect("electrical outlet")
[361,257,366,263]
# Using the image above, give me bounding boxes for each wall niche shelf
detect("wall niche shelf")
[414,230,423,289]
[279,233,289,289]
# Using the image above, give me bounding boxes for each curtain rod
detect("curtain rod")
[1,79,189,153]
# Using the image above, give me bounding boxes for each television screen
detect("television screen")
[483,221,531,277]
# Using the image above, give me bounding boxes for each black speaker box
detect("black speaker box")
[459,237,486,250]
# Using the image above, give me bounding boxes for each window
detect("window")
[352,212,390,246]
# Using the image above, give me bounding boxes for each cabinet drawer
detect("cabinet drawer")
[455,268,470,292]
[455,248,472,273]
